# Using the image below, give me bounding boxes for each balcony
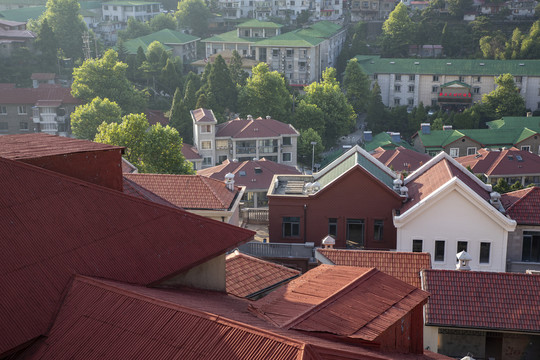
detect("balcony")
[259,146,278,154]
[236,146,257,154]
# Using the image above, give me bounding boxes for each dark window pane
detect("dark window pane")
[412,239,422,252]
[480,242,490,263]
[435,240,445,261]
[374,220,383,241]
[328,218,337,236]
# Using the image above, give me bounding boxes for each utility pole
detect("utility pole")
[311,141,317,174]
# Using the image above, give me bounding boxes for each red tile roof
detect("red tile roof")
[0,83,79,104]
[31,73,56,81]
[146,109,169,126]
[181,143,202,160]
[121,157,138,173]
[371,147,431,172]
[198,159,301,191]
[402,155,490,213]
[191,108,216,123]
[122,176,180,208]
[249,265,429,341]
[422,269,540,333]
[0,157,254,357]
[226,251,300,298]
[23,276,450,360]
[216,116,299,139]
[124,173,240,210]
[456,148,540,176]
[501,186,540,225]
[0,133,123,159]
[316,249,432,288]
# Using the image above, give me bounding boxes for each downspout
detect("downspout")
[303,204,307,243]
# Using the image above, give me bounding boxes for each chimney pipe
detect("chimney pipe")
[224,172,235,191]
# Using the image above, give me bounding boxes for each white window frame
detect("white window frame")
[521,145,531,152]
[19,121,29,131]
[200,124,212,134]
[17,105,26,115]
[408,85,415,93]
[434,239,446,262]
[412,239,423,252]
[479,241,491,264]
[0,106,6,115]
[282,152,292,162]
[202,156,213,166]
[432,75,439,82]
[467,147,477,155]
[449,148,459,158]
[201,141,212,150]
[432,86,438,93]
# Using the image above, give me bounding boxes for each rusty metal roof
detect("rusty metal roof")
[0,157,254,357]
[0,133,124,159]
[316,249,432,288]
[249,265,429,341]
[226,251,300,298]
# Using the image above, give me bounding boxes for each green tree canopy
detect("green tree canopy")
[203,55,237,119]
[343,58,370,114]
[72,49,148,114]
[238,63,292,122]
[482,73,526,118]
[380,3,416,57]
[35,18,57,71]
[175,0,211,37]
[366,82,390,134]
[169,87,193,144]
[118,17,151,41]
[95,113,194,174]
[298,128,324,168]
[294,101,325,138]
[229,50,248,87]
[71,97,122,140]
[150,13,177,32]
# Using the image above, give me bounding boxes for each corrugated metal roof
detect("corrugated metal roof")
[226,251,300,298]
[422,269,540,332]
[316,249,432,288]
[0,157,254,357]
[0,133,123,159]
[249,265,429,341]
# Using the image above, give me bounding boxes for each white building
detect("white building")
[101,1,162,23]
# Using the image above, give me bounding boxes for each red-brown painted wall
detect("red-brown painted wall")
[377,303,425,354]
[20,150,124,191]
[268,166,403,249]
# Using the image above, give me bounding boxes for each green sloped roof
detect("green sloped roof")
[103,1,160,5]
[420,126,540,148]
[123,29,199,54]
[296,20,342,39]
[486,116,540,130]
[355,55,540,76]
[514,128,539,144]
[0,0,44,4]
[256,31,323,47]
[363,132,415,152]
[440,80,471,89]
[80,1,102,9]
[418,129,466,148]
[237,19,283,28]
[0,5,45,21]
[317,151,357,188]
[202,30,256,43]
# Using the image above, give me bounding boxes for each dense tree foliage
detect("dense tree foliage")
[482,74,526,118]
[71,97,122,140]
[298,128,324,168]
[229,50,248,87]
[201,55,237,120]
[118,18,151,41]
[380,3,415,57]
[175,0,211,37]
[343,58,370,114]
[35,18,57,71]
[150,13,177,32]
[294,102,325,139]
[169,87,193,144]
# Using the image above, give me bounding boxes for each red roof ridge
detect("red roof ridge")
[227,251,300,274]
[486,149,508,176]
[199,175,233,208]
[504,186,537,212]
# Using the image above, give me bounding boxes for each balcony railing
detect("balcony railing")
[259,146,278,154]
[236,146,256,154]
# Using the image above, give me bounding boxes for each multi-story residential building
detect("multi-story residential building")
[101,1,161,23]
[0,83,80,136]
[350,0,395,20]
[191,108,300,168]
[0,19,35,57]
[203,20,346,85]
[123,29,200,63]
[356,55,540,111]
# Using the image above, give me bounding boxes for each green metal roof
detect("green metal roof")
[202,30,256,43]
[363,132,415,152]
[0,0,44,4]
[103,1,160,5]
[295,21,343,39]
[123,29,199,54]
[417,129,465,148]
[236,19,283,28]
[355,55,540,76]
[0,5,44,21]
[317,152,357,188]
[487,116,540,130]
[440,80,471,89]
[256,31,323,47]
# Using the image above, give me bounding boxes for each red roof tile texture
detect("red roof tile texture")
[0,84,80,104]
[371,147,431,172]
[0,157,254,357]
[124,173,240,210]
[317,249,432,288]
[122,176,180,208]
[422,269,540,332]
[181,143,202,160]
[456,148,540,176]
[216,117,298,139]
[191,108,216,123]
[249,265,429,341]
[198,159,301,191]
[226,251,300,298]
[402,157,490,213]
[501,186,540,225]
[31,73,56,80]
[146,109,169,126]
[0,133,123,159]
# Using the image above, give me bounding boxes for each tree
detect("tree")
[118,17,151,41]
[35,18,57,71]
[366,82,389,134]
[447,0,473,18]
[482,74,526,118]
[294,102,325,138]
[71,97,122,140]
[298,128,324,168]
[175,0,211,37]
[493,178,510,194]
[159,58,183,96]
[238,63,292,122]
[203,55,237,118]
[72,49,148,114]
[183,75,200,110]
[479,31,507,59]
[229,50,248,87]
[95,113,194,174]
[380,3,416,57]
[150,13,177,32]
[302,68,356,146]
[343,58,370,114]
[140,41,169,88]
[116,38,129,62]
[169,87,193,144]
[41,0,87,60]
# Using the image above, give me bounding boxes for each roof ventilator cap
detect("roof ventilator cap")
[393,178,403,192]
[322,235,335,249]
[224,172,235,191]
[456,251,472,271]
[490,191,505,213]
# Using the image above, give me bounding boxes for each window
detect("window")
[373,74,377,80]
[433,75,439,82]
[328,218,338,236]
[432,86,438,93]
[17,105,26,114]
[282,152,292,162]
[272,49,279,57]
[373,220,383,241]
[216,139,228,149]
[282,136,291,145]
[283,217,300,237]
[202,157,212,166]
[218,155,228,164]
[515,76,522,83]
[474,76,481,83]
[473,87,480,94]
[479,242,491,263]
[0,106,6,114]
[409,74,415,81]
[521,145,531,152]
[457,241,468,261]
[103,5,108,10]
[286,49,293,57]
[408,85,415,92]
[467,147,477,155]
[19,122,28,131]
[449,148,459,158]
[522,231,540,262]
[394,85,401,92]
[200,124,211,133]
[431,99,438,107]
[0,122,7,131]
[435,240,445,262]
[408,98,414,106]
[201,141,212,150]
[394,98,400,106]
[459,76,465,82]
[412,239,423,252]
[395,75,401,81]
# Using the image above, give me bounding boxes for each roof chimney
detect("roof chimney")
[421,123,431,134]
[322,235,335,249]
[266,115,271,119]
[364,131,373,142]
[224,172,235,191]
[443,125,453,130]
[456,251,472,271]
[247,114,253,120]
[390,132,401,143]
[527,112,532,117]
[393,178,403,191]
